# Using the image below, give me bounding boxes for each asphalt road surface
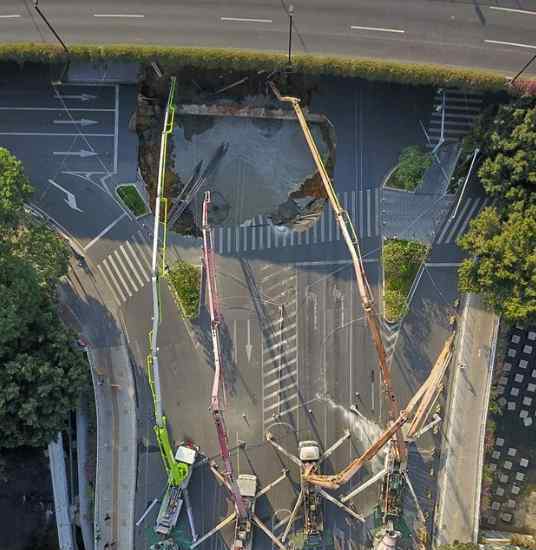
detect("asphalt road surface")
[2,0,536,75]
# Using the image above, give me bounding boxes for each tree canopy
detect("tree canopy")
[0,147,87,448]
[457,99,536,324]
[458,204,536,324]
[477,101,536,205]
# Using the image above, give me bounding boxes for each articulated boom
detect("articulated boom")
[202,191,247,519]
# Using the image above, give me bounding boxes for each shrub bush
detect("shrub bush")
[166,260,201,319]
[383,239,428,322]
[387,146,433,191]
[0,43,527,93]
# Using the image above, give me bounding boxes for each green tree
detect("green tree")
[458,204,536,324]
[0,148,87,448]
[0,147,32,227]
[167,260,201,319]
[477,103,536,204]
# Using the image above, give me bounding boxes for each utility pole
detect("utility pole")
[33,0,70,84]
[510,53,536,86]
[288,5,294,66]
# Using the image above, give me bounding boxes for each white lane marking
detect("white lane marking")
[101,258,128,300]
[221,16,272,23]
[227,227,232,253]
[126,241,150,282]
[114,85,119,173]
[489,6,536,16]
[271,323,297,340]
[0,14,21,18]
[366,188,372,237]
[350,25,405,34]
[120,245,145,287]
[97,264,123,305]
[0,107,113,111]
[484,39,536,50]
[84,212,127,251]
[93,13,145,18]
[0,132,113,137]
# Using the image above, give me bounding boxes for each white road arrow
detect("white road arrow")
[53,150,98,158]
[245,319,253,363]
[48,179,83,212]
[53,118,99,127]
[54,93,96,102]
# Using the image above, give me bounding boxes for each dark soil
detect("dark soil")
[0,448,57,550]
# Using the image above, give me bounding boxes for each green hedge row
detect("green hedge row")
[0,42,522,93]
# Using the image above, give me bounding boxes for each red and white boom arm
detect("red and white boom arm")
[202,191,246,519]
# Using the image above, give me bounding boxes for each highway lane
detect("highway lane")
[2,0,536,75]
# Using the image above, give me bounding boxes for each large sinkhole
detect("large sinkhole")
[171,112,335,233]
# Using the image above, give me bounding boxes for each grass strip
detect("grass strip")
[1,43,533,93]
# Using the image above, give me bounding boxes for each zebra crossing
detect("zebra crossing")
[261,264,299,429]
[435,196,491,245]
[381,319,401,362]
[427,89,483,148]
[213,188,380,255]
[96,230,152,305]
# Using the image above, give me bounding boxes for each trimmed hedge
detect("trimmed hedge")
[0,42,528,93]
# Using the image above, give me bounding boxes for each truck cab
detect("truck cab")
[233,474,257,550]
[298,441,323,546]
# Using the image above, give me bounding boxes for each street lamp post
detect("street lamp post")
[33,0,70,84]
[288,5,294,66]
[510,53,536,86]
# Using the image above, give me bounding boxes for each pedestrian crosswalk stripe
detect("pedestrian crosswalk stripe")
[264,347,297,366]
[264,334,298,354]
[430,118,474,127]
[103,256,131,298]
[456,198,489,237]
[120,245,144,287]
[264,382,298,401]
[444,198,481,243]
[126,241,150,283]
[437,198,474,243]
[264,357,297,378]
[131,232,152,271]
[264,370,297,389]
[107,254,133,297]
[114,249,138,292]
[97,263,123,304]
[264,393,298,413]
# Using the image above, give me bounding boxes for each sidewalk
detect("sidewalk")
[90,341,137,550]
[433,293,499,546]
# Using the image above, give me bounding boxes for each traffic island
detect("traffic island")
[385,146,433,192]
[166,260,201,320]
[382,238,428,322]
[116,184,149,217]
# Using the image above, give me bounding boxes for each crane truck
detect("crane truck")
[268,79,455,546]
[147,76,198,542]
[192,191,287,550]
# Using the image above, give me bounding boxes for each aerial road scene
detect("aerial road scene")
[0,2,535,550]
